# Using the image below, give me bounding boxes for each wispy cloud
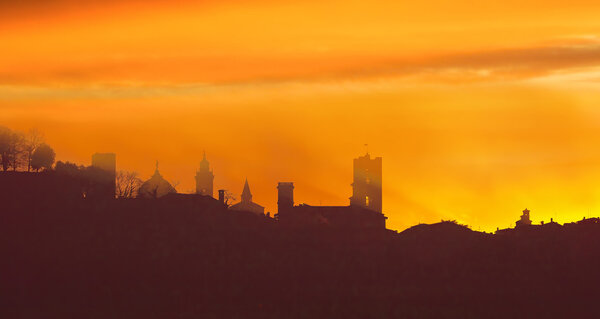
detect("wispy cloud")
[3,37,600,90]
[296,37,600,85]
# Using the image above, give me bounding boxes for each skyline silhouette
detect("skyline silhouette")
[4,0,600,231]
[0,124,596,232]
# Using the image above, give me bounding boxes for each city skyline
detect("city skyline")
[1,124,591,233]
[4,0,600,232]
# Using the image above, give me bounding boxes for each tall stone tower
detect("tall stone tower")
[349,153,382,213]
[195,152,214,197]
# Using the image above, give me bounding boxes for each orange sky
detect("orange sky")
[3,0,600,231]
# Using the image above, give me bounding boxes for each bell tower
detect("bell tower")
[349,153,382,213]
[195,152,214,197]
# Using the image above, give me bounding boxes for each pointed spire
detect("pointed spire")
[241,178,252,203]
[199,151,210,171]
[153,160,161,176]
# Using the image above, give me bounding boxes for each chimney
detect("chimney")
[277,182,294,213]
[218,189,225,204]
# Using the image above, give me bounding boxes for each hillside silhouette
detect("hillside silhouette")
[2,192,599,318]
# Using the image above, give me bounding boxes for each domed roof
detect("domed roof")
[138,162,176,199]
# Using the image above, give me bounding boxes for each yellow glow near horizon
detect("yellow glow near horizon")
[2,0,600,231]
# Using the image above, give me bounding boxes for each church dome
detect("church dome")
[138,162,176,199]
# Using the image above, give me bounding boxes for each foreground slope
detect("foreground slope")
[1,196,599,318]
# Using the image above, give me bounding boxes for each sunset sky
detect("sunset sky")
[3,0,600,231]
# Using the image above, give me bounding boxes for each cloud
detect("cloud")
[3,38,600,90]
[296,38,600,85]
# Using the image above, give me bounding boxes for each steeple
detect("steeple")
[229,178,265,215]
[199,151,209,170]
[153,160,161,176]
[241,179,252,203]
[195,152,214,197]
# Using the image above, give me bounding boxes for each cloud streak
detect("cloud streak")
[2,39,600,91]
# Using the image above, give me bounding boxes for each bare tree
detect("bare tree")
[0,127,26,171]
[8,131,25,171]
[24,128,44,172]
[115,170,143,199]
[223,190,236,206]
[0,127,43,172]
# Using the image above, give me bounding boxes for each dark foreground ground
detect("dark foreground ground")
[1,197,600,319]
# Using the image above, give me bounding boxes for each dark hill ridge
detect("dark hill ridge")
[392,221,490,264]
[1,197,599,318]
[397,220,485,241]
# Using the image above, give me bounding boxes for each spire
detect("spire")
[241,178,252,203]
[199,151,210,171]
[153,160,161,176]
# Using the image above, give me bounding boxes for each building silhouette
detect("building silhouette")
[349,152,382,213]
[496,208,565,234]
[89,153,116,199]
[229,179,265,215]
[276,183,386,229]
[516,208,533,227]
[138,161,177,199]
[195,152,214,197]
[276,154,387,229]
[277,182,294,213]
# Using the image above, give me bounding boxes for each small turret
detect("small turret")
[516,208,532,227]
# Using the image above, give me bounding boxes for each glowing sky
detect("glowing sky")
[3,0,600,231]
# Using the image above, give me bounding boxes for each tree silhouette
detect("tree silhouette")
[115,170,142,198]
[30,143,55,171]
[0,127,47,172]
[24,128,44,172]
[223,190,236,206]
[8,131,25,171]
[0,126,26,172]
